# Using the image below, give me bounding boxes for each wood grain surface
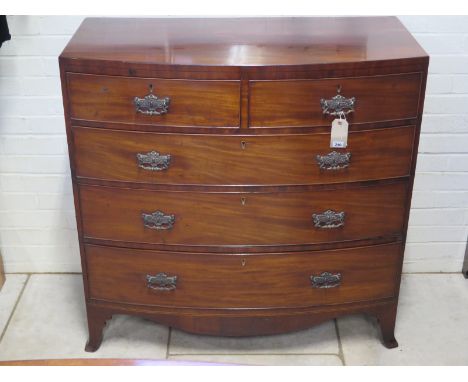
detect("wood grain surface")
[79,181,408,247]
[73,125,415,186]
[86,242,401,309]
[60,17,427,68]
[67,73,241,127]
[249,73,421,127]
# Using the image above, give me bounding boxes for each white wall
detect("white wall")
[0,16,467,273]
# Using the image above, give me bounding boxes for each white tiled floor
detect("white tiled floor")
[0,273,467,365]
[338,274,468,365]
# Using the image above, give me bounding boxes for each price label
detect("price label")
[330,118,349,148]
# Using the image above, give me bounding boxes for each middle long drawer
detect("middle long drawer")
[79,181,407,247]
[73,125,415,186]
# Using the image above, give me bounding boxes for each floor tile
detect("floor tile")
[169,354,343,366]
[0,275,169,361]
[97,315,169,359]
[0,274,28,336]
[338,274,468,365]
[169,321,339,355]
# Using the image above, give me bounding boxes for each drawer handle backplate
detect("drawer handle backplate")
[316,151,351,170]
[320,93,355,116]
[137,151,171,171]
[142,210,175,230]
[310,272,341,289]
[312,209,345,229]
[134,85,170,116]
[146,272,178,291]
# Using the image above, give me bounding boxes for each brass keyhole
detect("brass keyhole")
[241,197,246,206]
[337,84,342,94]
[241,141,247,150]
[241,258,246,267]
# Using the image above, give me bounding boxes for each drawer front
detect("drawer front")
[86,243,401,308]
[249,73,421,127]
[79,182,407,247]
[67,73,241,128]
[73,125,415,185]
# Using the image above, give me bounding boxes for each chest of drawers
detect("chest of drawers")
[59,16,428,351]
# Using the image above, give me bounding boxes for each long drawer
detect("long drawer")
[73,125,415,185]
[67,73,241,128]
[249,73,422,127]
[86,242,401,309]
[79,182,408,247]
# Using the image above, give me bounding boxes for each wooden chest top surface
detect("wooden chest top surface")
[60,17,428,69]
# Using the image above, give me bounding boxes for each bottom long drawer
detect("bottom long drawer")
[86,243,401,309]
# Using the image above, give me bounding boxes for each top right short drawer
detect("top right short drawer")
[249,73,422,128]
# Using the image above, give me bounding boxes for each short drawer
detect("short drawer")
[86,242,401,309]
[67,73,241,128]
[79,182,407,247]
[73,125,415,185]
[249,73,422,127]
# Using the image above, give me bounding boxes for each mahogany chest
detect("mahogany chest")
[59,17,428,351]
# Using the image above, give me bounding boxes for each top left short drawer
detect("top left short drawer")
[66,73,241,128]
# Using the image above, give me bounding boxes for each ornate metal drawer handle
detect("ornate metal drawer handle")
[320,91,356,116]
[134,85,170,116]
[312,210,345,229]
[310,272,342,289]
[316,151,351,170]
[137,151,171,171]
[142,210,175,230]
[146,272,178,291]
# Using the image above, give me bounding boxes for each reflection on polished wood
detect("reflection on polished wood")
[61,17,427,67]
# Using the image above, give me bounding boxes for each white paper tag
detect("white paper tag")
[330,118,349,148]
